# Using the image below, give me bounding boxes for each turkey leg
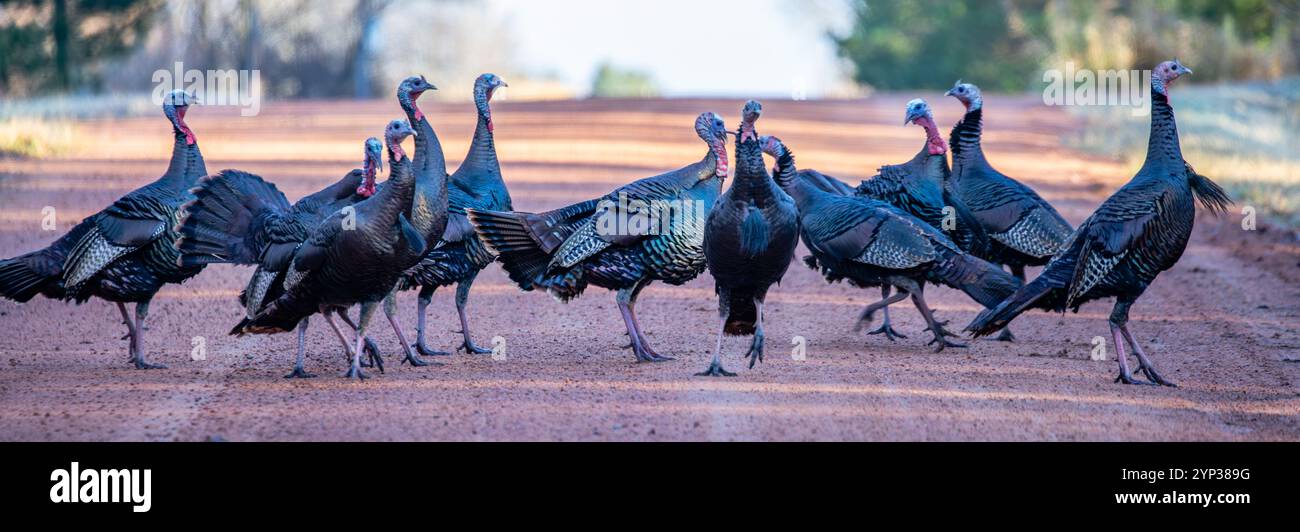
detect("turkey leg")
[454,272,492,354]
[1109,301,1167,386]
[284,318,315,379]
[743,298,766,369]
[386,292,436,368]
[617,280,671,362]
[861,286,908,341]
[130,301,166,369]
[903,282,965,352]
[855,287,910,337]
[695,317,735,377]
[413,285,451,357]
[338,307,384,366]
[344,303,377,380]
[117,302,138,365]
[1120,325,1175,387]
[321,308,357,365]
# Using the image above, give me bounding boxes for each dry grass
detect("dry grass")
[0,119,77,158]
[1064,78,1300,228]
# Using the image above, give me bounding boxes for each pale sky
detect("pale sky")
[487,0,854,97]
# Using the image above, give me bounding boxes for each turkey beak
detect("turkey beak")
[944,88,955,97]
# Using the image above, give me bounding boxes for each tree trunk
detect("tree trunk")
[53,0,70,90]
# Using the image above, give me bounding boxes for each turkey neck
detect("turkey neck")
[399,92,448,180]
[948,107,986,167]
[1140,90,1183,175]
[398,92,450,243]
[770,149,813,208]
[160,128,190,184]
[458,86,502,188]
[159,127,204,193]
[731,136,777,203]
[368,155,417,232]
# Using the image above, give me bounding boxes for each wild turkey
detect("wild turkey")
[697,101,798,376]
[236,120,426,380]
[468,112,729,362]
[967,60,1229,386]
[397,73,512,358]
[945,80,1074,341]
[849,98,989,340]
[174,138,386,377]
[0,90,205,369]
[384,74,451,367]
[763,136,1020,351]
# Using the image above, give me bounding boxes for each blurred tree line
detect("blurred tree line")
[0,0,513,98]
[590,62,660,98]
[1,0,158,95]
[834,0,1300,91]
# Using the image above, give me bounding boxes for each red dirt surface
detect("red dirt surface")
[1,97,1297,441]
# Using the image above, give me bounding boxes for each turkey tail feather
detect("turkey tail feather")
[0,259,49,302]
[1186,164,1232,214]
[933,252,1021,309]
[966,269,1065,337]
[467,208,549,291]
[175,170,291,267]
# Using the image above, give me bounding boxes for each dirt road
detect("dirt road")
[1,96,1297,441]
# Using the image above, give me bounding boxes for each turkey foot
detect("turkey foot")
[855,287,909,341]
[632,345,674,363]
[864,320,908,342]
[132,358,168,370]
[697,318,736,376]
[994,328,1017,342]
[358,338,383,367]
[1114,372,1158,386]
[458,338,493,355]
[414,341,451,357]
[284,367,316,379]
[1110,322,1157,386]
[1137,364,1176,387]
[926,333,968,352]
[743,330,765,369]
[695,360,736,377]
[400,352,433,367]
[1122,326,1176,387]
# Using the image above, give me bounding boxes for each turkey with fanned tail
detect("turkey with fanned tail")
[468,112,729,362]
[174,137,387,377]
[234,120,428,380]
